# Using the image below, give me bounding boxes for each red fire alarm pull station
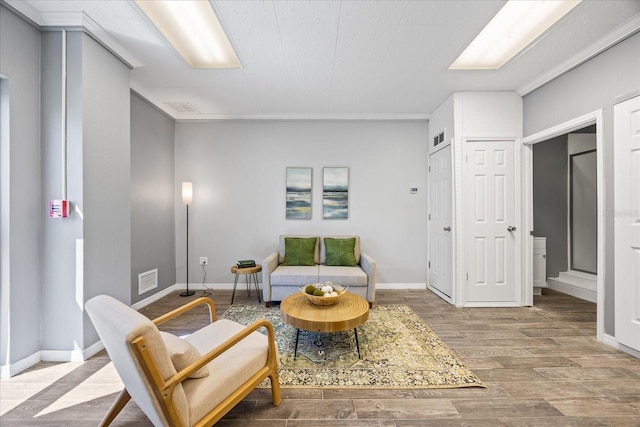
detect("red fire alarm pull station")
[49,199,69,218]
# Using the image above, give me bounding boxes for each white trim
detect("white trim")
[603,334,640,359]
[548,277,597,303]
[0,351,41,378]
[173,113,431,122]
[377,283,427,290]
[4,2,142,69]
[517,14,640,96]
[41,349,85,362]
[130,82,431,121]
[131,284,180,310]
[521,109,605,343]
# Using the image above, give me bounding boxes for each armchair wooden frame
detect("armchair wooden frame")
[100,297,281,427]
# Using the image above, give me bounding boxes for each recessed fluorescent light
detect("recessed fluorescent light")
[450,0,582,70]
[135,0,241,69]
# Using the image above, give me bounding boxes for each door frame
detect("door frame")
[521,109,604,342]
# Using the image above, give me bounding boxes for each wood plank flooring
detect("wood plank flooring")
[2,289,639,426]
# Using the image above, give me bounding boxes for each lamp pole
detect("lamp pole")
[181,182,195,297]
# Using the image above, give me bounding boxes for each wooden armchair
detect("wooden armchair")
[85,295,281,426]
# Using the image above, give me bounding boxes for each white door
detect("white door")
[429,145,453,299]
[466,140,517,302]
[614,96,640,352]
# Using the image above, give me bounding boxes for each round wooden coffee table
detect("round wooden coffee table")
[281,292,369,359]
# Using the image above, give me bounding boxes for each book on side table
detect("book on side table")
[237,259,256,268]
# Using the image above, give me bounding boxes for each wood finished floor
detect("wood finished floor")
[2,289,640,426]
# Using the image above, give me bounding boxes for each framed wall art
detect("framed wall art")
[323,167,349,219]
[286,167,312,219]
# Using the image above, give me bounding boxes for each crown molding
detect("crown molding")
[173,113,430,122]
[4,0,142,69]
[130,82,179,120]
[131,81,430,122]
[517,13,640,96]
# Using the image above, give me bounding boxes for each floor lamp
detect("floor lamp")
[181,182,195,297]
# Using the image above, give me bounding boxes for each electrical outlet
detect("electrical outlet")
[199,257,208,265]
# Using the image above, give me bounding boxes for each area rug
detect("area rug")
[220,304,485,389]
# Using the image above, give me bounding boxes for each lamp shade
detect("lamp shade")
[182,182,193,205]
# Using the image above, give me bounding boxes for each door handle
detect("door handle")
[507,226,516,232]
[443,226,451,232]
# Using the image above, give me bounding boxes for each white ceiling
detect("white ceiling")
[7,0,640,120]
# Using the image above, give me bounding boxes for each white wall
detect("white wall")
[174,120,429,287]
[524,32,640,335]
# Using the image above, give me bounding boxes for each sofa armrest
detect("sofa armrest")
[262,251,279,303]
[360,253,376,303]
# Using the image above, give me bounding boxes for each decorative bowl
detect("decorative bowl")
[300,283,347,306]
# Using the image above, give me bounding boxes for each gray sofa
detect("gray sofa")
[262,235,376,307]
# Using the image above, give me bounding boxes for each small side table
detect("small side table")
[230,264,262,304]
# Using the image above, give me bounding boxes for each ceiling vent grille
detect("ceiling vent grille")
[138,268,158,295]
[165,102,200,114]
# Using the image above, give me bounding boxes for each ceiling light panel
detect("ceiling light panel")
[450,0,582,70]
[134,0,241,69]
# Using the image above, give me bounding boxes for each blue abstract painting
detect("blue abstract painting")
[323,167,349,219]
[286,167,312,219]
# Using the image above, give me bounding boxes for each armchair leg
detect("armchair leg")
[99,388,131,427]
[269,374,282,406]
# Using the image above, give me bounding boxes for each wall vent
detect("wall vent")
[164,102,200,114]
[138,268,158,295]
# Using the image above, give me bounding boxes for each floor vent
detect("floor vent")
[138,268,158,295]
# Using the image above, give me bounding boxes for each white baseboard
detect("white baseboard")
[0,351,41,378]
[133,282,429,311]
[548,277,597,303]
[377,283,427,290]
[603,334,640,359]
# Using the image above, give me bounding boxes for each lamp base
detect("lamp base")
[180,290,196,297]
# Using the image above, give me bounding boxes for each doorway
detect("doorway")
[522,111,604,341]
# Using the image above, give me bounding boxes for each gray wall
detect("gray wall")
[0,16,133,363]
[524,31,640,335]
[40,30,132,351]
[174,121,429,286]
[131,93,176,304]
[533,135,568,278]
[79,33,131,345]
[0,4,42,368]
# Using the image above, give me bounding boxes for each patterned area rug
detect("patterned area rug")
[220,304,485,389]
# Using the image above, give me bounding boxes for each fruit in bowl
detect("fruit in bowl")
[301,282,347,305]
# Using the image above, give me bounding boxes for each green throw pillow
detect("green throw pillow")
[282,237,317,266]
[324,237,357,266]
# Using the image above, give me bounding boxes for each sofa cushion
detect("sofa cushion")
[271,265,319,286]
[318,265,368,287]
[279,235,320,264]
[324,237,357,266]
[320,235,361,264]
[281,237,318,266]
[159,331,209,379]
